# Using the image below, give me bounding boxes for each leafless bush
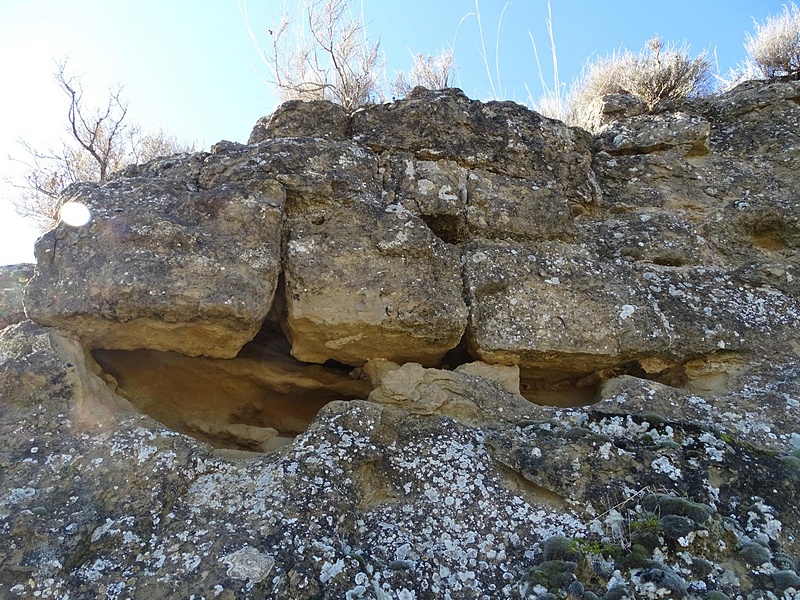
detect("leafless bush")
[570,37,712,129]
[391,49,456,98]
[745,2,800,79]
[244,0,384,112]
[9,61,194,231]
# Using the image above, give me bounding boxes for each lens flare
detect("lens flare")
[59,202,92,227]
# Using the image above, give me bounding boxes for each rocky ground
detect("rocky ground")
[1,81,799,598]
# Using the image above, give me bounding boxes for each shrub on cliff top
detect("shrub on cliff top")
[745,2,800,79]
[241,0,455,112]
[569,36,712,128]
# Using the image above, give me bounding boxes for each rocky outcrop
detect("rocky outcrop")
[2,81,800,598]
[1,320,798,599]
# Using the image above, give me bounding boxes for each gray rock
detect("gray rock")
[248,99,350,143]
[0,263,34,330]
[594,111,710,157]
[351,87,597,204]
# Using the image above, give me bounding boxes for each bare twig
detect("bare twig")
[8,61,194,231]
[246,0,383,113]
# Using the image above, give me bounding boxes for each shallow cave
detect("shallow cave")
[91,310,741,451]
[92,322,371,452]
[516,353,741,408]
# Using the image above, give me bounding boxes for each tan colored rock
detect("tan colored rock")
[362,358,402,388]
[367,361,535,424]
[186,420,291,452]
[464,239,669,377]
[24,179,284,358]
[92,325,372,448]
[455,361,520,395]
[284,201,467,367]
[464,239,800,385]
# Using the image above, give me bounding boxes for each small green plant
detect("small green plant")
[745,2,800,79]
[629,512,660,534]
[571,538,625,562]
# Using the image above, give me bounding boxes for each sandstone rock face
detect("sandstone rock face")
[284,200,466,366]
[3,82,800,598]
[24,178,285,358]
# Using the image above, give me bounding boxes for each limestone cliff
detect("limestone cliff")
[1,82,799,599]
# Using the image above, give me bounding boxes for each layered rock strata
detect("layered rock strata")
[1,81,799,598]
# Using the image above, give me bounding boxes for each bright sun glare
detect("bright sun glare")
[59,202,92,227]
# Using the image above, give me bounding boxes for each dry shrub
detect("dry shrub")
[745,2,800,79]
[9,64,194,231]
[249,0,383,113]
[242,0,458,109]
[571,37,712,130]
[391,49,456,98]
[715,58,765,91]
[532,89,572,123]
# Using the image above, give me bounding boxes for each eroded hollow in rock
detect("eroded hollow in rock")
[517,353,743,408]
[93,323,371,452]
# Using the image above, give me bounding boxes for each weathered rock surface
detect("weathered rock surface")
[23,179,285,358]
[284,200,466,366]
[1,321,798,599]
[248,99,350,143]
[2,81,800,598]
[0,263,34,329]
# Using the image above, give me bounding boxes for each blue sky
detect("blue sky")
[0,0,790,265]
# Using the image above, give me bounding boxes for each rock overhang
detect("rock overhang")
[15,82,800,406]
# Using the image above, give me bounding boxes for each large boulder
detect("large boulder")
[284,200,467,367]
[201,137,469,367]
[24,178,284,358]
